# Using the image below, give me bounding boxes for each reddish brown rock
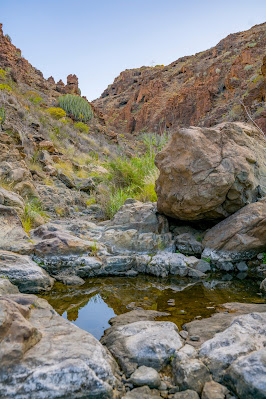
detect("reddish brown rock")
[202,198,266,261]
[93,23,266,134]
[155,122,266,221]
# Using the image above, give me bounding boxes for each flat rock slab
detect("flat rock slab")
[101,320,183,376]
[0,294,117,399]
[108,309,170,328]
[0,251,54,293]
[183,302,266,348]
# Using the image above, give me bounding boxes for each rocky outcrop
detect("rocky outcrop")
[202,198,266,261]
[0,251,53,293]
[0,23,80,96]
[0,206,32,253]
[199,312,266,399]
[101,320,183,376]
[93,23,266,134]
[0,294,118,399]
[155,122,266,221]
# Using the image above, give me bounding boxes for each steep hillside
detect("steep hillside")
[93,23,266,134]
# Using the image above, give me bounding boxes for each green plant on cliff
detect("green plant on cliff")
[74,121,89,133]
[0,107,6,125]
[47,107,66,119]
[21,198,47,234]
[58,94,93,122]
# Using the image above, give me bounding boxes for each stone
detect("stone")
[175,344,197,362]
[105,200,169,234]
[107,309,170,328]
[199,312,266,398]
[0,205,32,253]
[75,177,95,192]
[184,302,266,348]
[101,320,183,376]
[122,386,161,399]
[57,170,75,188]
[260,278,266,292]
[174,226,204,256]
[43,164,57,176]
[202,198,266,261]
[130,366,161,388]
[155,123,266,221]
[236,261,248,272]
[172,390,200,399]
[0,187,24,213]
[194,260,211,273]
[216,261,234,271]
[101,228,172,254]
[0,251,54,293]
[13,180,38,199]
[173,358,211,393]
[38,140,55,153]
[0,294,117,398]
[143,253,189,278]
[0,278,19,295]
[202,381,229,399]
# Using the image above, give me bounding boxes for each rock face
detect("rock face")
[0,251,54,293]
[199,312,266,399]
[202,198,266,260]
[101,320,183,376]
[93,23,266,134]
[155,122,266,221]
[0,294,118,399]
[0,206,32,253]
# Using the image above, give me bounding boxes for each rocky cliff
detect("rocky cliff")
[93,23,266,134]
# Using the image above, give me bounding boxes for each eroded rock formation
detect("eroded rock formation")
[155,122,266,221]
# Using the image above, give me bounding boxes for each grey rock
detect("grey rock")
[216,260,235,271]
[0,294,117,399]
[190,336,200,342]
[236,261,248,272]
[199,312,266,398]
[175,345,197,362]
[172,389,200,399]
[174,226,204,256]
[184,302,266,348]
[130,366,161,388]
[0,251,54,293]
[202,381,229,399]
[179,330,189,340]
[195,260,211,273]
[0,278,19,295]
[122,386,161,399]
[57,170,75,188]
[260,278,266,292]
[145,253,189,278]
[102,320,183,376]
[105,200,169,234]
[0,205,32,253]
[0,187,24,213]
[107,309,170,329]
[173,358,211,393]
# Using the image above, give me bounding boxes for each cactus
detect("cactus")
[58,94,93,122]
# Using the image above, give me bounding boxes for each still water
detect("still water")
[40,275,265,340]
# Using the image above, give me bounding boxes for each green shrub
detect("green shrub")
[29,96,43,104]
[21,198,47,234]
[244,65,253,71]
[58,94,93,122]
[47,107,66,119]
[0,84,11,91]
[74,121,89,133]
[0,69,6,80]
[0,107,6,125]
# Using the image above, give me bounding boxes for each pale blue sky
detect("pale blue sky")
[1,0,265,100]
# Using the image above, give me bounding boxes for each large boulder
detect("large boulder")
[101,320,183,376]
[155,122,266,221]
[0,251,54,293]
[199,312,266,399]
[202,198,266,261]
[0,294,118,399]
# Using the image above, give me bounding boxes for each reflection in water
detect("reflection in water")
[62,294,116,339]
[40,275,264,339]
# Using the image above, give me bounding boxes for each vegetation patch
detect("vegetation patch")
[58,94,93,122]
[47,107,66,119]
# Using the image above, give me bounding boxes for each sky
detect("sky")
[1,0,265,101]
